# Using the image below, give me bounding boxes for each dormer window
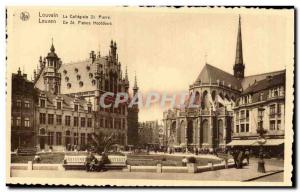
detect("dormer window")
[40,99,46,108]
[74,104,79,111]
[259,93,264,101]
[77,75,81,80]
[79,81,83,87]
[75,68,78,73]
[57,101,62,110]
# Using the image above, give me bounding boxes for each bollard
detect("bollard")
[156,164,162,173]
[58,164,65,171]
[224,159,228,169]
[127,165,131,172]
[187,163,197,173]
[28,161,33,170]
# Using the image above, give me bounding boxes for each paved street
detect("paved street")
[11,158,284,182]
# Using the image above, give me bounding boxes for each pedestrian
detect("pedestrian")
[182,156,188,166]
[245,149,250,165]
[85,152,93,172]
[237,150,244,169]
[232,149,239,168]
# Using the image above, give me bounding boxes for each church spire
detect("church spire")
[133,72,138,91]
[235,15,243,65]
[125,65,128,81]
[233,15,245,79]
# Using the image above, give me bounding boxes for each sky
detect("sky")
[7,7,294,122]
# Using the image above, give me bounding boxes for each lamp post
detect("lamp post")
[257,107,267,173]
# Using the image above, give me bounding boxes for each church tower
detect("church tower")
[43,40,62,94]
[127,73,139,146]
[233,15,245,79]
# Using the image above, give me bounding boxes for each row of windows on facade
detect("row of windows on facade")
[46,132,125,146]
[40,99,92,112]
[39,114,93,127]
[11,117,30,127]
[14,100,31,108]
[239,86,284,105]
[235,103,282,121]
[235,120,282,133]
[39,113,126,129]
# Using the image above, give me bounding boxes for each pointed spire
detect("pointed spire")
[50,37,55,52]
[125,65,128,81]
[235,15,243,65]
[133,72,138,89]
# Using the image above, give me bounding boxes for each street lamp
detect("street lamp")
[257,107,267,173]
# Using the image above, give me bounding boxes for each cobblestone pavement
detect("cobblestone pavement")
[10,158,284,182]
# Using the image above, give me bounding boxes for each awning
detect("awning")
[227,139,257,146]
[252,139,284,146]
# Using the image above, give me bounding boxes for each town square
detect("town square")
[6,7,293,186]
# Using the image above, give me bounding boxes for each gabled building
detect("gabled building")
[32,40,136,150]
[163,16,286,151]
[230,72,285,154]
[11,68,37,150]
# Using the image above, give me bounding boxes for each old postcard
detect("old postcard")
[6,6,294,186]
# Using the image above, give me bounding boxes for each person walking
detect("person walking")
[244,149,250,165]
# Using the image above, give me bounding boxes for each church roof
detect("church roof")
[194,63,242,90]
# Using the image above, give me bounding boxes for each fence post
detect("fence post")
[28,161,33,170]
[156,164,162,173]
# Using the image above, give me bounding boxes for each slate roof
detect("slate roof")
[242,72,285,95]
[194,64,242,90]
[241,70,285,90]
[58,59,100,94]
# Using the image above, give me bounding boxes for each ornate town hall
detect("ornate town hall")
[30,40,138,151]
[163,16,285,150]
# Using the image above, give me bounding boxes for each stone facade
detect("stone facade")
[11,69,37,150]
[163,16,286,150]
[32,40,135,150]
[138,121,161,146]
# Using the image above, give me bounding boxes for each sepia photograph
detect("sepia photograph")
[5,6,294,187]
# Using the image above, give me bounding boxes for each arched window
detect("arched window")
[79,81,83,87]
[201,120,209,144]
[194,91,200,105]
[67,83,71,89]
[201,91,209,110]
[171,121,176,136]
[77,75,81,80]
[218,119,224,144]
[187,120,193,144]
[65,76,69,82]
[89,73,93,78]
[211,90,216,101]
